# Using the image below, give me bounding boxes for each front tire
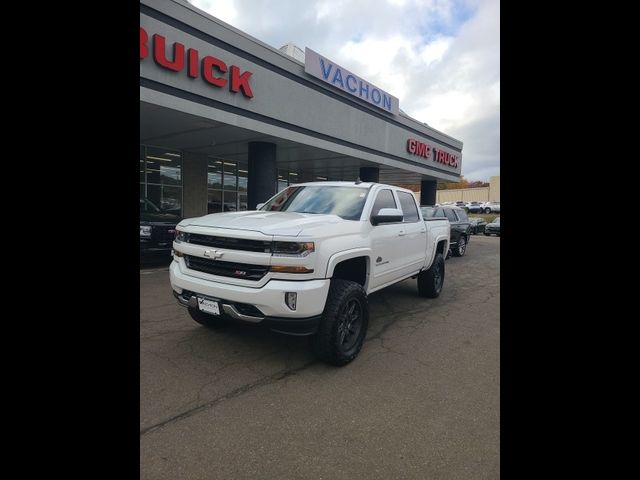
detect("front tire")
[417,253,445,298]
[452,235,467,257]
[188,306,228,329]
[313,279,369,366]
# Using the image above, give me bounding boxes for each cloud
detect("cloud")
[188,0,499,181]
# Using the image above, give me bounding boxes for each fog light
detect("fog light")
[285,292,297,311]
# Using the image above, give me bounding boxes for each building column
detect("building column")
[182,152,209,218]
[359,166,379,183]
[248,142,277,209]
[420,179,437,206]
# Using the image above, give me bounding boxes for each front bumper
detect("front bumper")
[173,290,321,336]
[170,260,330,332]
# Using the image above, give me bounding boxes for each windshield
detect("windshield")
[260,186,369,220]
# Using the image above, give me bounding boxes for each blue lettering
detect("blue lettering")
[383,94,391,111]
[332,68,344,88]
[371,88,381,105]
[359,81,369,100]
[319,58,333,80]
[345,75,357,93]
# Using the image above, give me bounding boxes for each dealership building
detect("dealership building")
[140,0,463,219]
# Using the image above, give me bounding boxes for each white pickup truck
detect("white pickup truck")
[170,181,450,365]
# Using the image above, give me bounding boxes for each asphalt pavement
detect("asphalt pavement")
[140,235,500,479]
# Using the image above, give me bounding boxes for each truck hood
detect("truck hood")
[181,211,346,237]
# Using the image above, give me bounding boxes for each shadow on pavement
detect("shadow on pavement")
[140,254,173,269]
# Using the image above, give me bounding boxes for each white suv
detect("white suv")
[482,201,500,213]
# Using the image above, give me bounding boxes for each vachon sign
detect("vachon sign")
[407,138,459,169]
[140,27,254,98]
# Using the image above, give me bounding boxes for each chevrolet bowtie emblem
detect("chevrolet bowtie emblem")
[204,249,224,259]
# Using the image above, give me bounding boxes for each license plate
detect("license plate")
[197,297,220,315]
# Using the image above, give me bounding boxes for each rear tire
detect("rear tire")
[452,235,467,257]
[313,279,369,366]
[188,306,228,329]
[418,253,445,298]
[484,207,491,214]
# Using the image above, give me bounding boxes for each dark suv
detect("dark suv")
[140,198,181,257]
[421,205,471,257]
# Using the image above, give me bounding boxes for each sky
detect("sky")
[187,0,499,181]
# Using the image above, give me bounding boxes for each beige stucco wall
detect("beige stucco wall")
[489,176,500,201]
[436,187,490,203]
[434,175,500,204]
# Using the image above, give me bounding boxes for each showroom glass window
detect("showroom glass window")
[140,145,182,216]
[276,170,301,193]
[207,158,249,213]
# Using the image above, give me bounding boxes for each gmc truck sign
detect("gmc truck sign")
[407,138,459,169]
[140,27,254,98]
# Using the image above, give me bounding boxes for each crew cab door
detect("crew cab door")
[368,188,405,290]
[394,190,426,276]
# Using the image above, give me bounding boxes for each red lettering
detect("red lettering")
[187,48,199,78]
[140,28,253,99]
[140,28,148,60]
[153,34,184,72]
[230,65,254,98]
[202,56,227,87]
[407,139,434,159]
[438,150,446,164]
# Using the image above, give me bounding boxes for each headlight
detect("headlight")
[272,241,315,256]
[174,229,188,243]
[140,225,152,238]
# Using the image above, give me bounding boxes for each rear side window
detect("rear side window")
[370,189,397,217]
[444,209,458,222]
[396,191,420,222]
[424,208,446,218]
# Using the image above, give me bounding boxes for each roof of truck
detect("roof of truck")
[291,181,374,188]
[290,181,415,192]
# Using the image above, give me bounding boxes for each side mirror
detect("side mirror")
[372,208,403,225]
[256,203,265,210]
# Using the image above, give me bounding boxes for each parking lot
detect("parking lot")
[140,235,500,479]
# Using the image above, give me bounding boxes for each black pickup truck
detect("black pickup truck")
[140,198,181,256]
[421,205,471,257]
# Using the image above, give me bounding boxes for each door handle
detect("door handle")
[398,230,406,236]
[420,228,426,233]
